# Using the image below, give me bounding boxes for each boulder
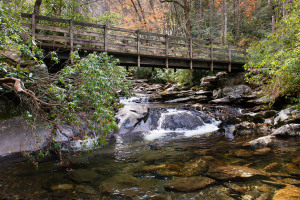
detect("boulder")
[160,111,205,130]
[234,121,258,136]
[221,85,252,99]
[271,124,300,137]
[208,165,264,180]
[201,76,218,84]
[238,110,277,123]
[164,176,215,192]
[274,106,300,126]
[249,135,275,147]
[217,72,247,87]
[272,185,300,200]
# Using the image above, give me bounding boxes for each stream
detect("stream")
[0,93,300,200]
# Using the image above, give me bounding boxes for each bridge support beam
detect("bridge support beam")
[189,61,193,86]
[137,30,141,67]
[228,44,232,72]
[189,38,193,86]
[165,35,169,69]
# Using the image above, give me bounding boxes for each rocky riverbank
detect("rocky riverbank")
[129,72,300,142]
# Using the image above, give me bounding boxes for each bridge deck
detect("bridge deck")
[21,13,246,72]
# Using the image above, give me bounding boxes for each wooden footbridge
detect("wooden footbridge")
[21,13,246,72]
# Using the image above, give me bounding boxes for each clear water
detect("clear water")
[0,96,300,199]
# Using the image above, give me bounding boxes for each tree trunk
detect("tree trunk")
[210,0,214,40]
[33,0,43,15]
[183,0,191,38]
[237,0,240,41]
[224,0,227,43]
[198,0,202,39]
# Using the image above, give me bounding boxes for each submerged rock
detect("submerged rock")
[69,169,99,183]
[272,185,300,200]
[99,174,153,198]
[208,165,264,180]
[164,176,215,192]
[264,162,280,173]
[233,149,253,158]
[180,158,209,176]
[50,184,74,191]
[254,148,272,155]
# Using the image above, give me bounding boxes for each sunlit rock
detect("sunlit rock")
[274,105,300,126]
[208,165,264,180]
[271,124,300,137]
[272,185,300,200]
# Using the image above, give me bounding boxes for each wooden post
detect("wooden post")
[137,30,140,67]
[152,67,155,72]
[189,38,193,86]
[210,40,214,71]
[103,25,107,52]
[31,14,36,45]
[174,68,177,72]
[165,34,169,69]
[126,66,129,71]
[69,19,74,64]
[228,44,231,72]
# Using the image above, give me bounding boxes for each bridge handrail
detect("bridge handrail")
[21,13,246,71]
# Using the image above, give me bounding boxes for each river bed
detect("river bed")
[0,94,300,199]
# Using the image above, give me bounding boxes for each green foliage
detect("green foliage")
[131,67,215,85]
[49,52,131,141]
[245,1,300,104]
[91,12,123,26]
[0,1,131,162]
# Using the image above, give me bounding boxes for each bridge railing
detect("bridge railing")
[21,13,246,71]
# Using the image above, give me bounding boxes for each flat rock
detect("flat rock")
[272,185,300,200]
[208,165,264,180]
[254,148,272,155]
[233,149,253,157]
[164,176,215,192]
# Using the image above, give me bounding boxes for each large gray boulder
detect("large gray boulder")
[271,124,300,137]
[221,85,252,99]
[274,106,300,126]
